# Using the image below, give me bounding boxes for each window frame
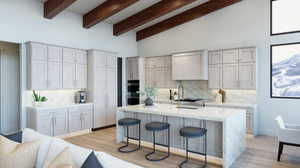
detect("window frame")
[270,41,300,99]
[270,0,300,36]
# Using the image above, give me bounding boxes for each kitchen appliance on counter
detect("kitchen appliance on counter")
[75,90,88,104]
[127,80,140,105]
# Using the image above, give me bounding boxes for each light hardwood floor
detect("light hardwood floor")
[65,127,300,168]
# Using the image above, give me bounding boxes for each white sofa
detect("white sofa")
[22,128,143,168]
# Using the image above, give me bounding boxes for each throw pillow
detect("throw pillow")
[81,152,103,168]
[0,135,40,168]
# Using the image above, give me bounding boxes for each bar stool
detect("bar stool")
[118,118,141,153]
[179,126,207,168]
[145,122,170,161]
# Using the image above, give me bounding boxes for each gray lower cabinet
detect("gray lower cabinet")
[168,116,184,149]
[27,104,93,137]
[137,113,152,142]
[68,105,93,132]
[119,112,223,158]
[183,118,223,158]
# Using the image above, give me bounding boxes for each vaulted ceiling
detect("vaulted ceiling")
[39,0,242,41]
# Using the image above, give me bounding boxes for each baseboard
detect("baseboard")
[92,124,116,131]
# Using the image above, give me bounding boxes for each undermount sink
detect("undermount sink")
[176,106,199,109]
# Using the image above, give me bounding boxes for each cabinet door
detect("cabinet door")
[107,54,117,69]
[145,68,155,87]
[222,64,238,89]
[48,46,62,62]
[37,112,53,136]
[81,110,92,130]
[31,60,47,90]
[30,43,47,61]
[76,64,87,89]
[53,109,68,136]
[209,50,222,65]
[223,49,239,64]
[126,58,133,80]
[95,52,107,68]
[93,67,107,128]
[106,68,117,125]
[68,108,82,133]
[172,54,202,80]
[63,62,76,89]
[63,48,76,63]
[208,64,222,89]
[239,48,256,63]
[47,61,62,89]
[169,117,184,149]
[76,50,87,65]
[239,63,256,89]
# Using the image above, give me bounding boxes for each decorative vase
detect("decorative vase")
[34,101,47,107]
[144,97,154,106]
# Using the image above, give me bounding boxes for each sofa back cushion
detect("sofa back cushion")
[0,135,40,168]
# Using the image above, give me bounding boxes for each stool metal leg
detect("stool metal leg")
[118,123,141,153]
[179,135,207,168]
[145,127,170,162]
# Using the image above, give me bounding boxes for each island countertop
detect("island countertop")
[118,104,246,122]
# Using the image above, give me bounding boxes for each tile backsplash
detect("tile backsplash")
[26,90,79,106]
[155,80,257,104]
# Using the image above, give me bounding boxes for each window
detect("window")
[271,0,300,35]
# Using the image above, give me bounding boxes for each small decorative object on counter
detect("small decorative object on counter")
[218,89,226,103]
[139,87,157,106]
[32,90,48,107]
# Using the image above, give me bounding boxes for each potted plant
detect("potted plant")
[32,91,48,107]
[140,87,157,106]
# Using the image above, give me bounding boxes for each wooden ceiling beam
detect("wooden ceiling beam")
[83,0,139,29]
[44,0,76,19]
[113,0,197,36]
[136,0,242,41]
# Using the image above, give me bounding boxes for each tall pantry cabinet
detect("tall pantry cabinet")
[88,50,117,128]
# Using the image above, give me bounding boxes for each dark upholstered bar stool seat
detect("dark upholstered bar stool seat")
[180,127,207,138]
[118,118,141,153]
[179,126,208,168]
[118,118,140,126]
[145,121,170,162]
[145,122,170,131]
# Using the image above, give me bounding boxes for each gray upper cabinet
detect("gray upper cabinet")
[208,50,222,65]
[27,42,87,90]
[127,57,139,80]
[172,51,208,81]
[238,47,256,63]
[208,47,256,90]
[222,49,239,64]
[145,56,176,88]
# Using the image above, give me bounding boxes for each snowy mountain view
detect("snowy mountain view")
[272,53,300,97]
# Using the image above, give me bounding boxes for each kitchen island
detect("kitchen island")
[117,104,246,168]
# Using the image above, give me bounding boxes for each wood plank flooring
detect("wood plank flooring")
[65,127,300,168]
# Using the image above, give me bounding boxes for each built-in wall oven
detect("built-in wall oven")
[127,80,140,105]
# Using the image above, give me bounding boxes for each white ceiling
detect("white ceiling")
[38,0,209,31]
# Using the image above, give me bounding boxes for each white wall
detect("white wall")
[137,0,300,135]
[0,0,138,129]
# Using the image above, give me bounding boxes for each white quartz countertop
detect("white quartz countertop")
[26,103,94,110]
[118,104,246,122]
[205,102,257,109]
